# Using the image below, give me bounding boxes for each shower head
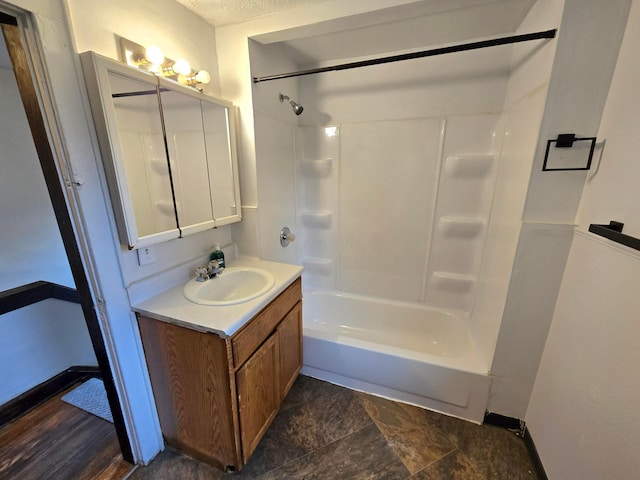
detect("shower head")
[279,93,303,116]
[290,101,304,116]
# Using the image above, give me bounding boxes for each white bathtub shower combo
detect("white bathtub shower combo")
[249,3,557,423]
[293,116,507,422]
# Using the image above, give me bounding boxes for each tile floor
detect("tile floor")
[129,375,540,480]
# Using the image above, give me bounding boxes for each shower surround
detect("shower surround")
[296,115,502,315]
[294,103,505,422]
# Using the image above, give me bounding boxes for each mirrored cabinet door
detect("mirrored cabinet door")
[81,52,180,248]
[158,84,215,236]
[201,99,241,225]
[109,74,179,238]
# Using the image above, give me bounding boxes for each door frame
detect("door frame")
[0,10,135,462]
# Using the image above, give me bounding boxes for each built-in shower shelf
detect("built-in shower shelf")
[300,211,333,228]
[444,155,495,179]
[301,258,333,275]
[438,217,485,239]
[299,159,332,177]
[430,272,475,293]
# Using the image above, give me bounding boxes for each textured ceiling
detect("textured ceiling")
[174,0,335,27]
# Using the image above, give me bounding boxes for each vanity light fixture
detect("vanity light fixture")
[120,37,210,89]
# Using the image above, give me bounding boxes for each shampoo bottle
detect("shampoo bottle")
[209,244,225,269]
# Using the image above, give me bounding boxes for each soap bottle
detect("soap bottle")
[209,244,225,269]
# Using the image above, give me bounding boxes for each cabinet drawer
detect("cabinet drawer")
[232,277,301,368]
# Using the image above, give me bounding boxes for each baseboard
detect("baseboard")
[0,365,101,428]
[524,428,549,480]
[483,411,524,433]
[0,281,81,315]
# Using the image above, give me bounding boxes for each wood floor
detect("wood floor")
[0,385,134,480]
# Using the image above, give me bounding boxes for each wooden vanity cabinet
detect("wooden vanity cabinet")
[137,277,302,471]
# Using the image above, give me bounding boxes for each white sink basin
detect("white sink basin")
[183,267,275,306]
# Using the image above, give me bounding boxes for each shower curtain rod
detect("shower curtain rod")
[252,29,556,83]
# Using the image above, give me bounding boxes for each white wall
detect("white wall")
[487,0,631,418]
[576,4,640,238]
[247,40,300,264]
[527,233,640,479]
[66,0,221,97]
[0,68,74,290]
[0,300,97,405]
[0,62,97,405]
[527,2,640,478]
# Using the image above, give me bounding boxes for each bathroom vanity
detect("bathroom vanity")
[133,259,302,471]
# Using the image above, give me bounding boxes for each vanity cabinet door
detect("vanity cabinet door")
[137,315,238,469]
[236,333,280,463]
[278,302,302,401]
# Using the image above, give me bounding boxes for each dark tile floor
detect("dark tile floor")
[129,375,539,480]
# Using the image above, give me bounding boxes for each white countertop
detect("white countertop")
[131,257,303,338]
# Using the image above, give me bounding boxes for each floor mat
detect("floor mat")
[61,377,113,423]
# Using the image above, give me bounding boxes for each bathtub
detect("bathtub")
[301,291,491,423]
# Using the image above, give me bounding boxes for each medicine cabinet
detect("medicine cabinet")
[80,51,241,249]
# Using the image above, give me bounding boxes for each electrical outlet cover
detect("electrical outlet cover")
[137,246,156,265]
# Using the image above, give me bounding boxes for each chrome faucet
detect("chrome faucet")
[195,260,224,282]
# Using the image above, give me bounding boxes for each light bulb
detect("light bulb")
[132,45,164,66]
[173,59,191,75]
[144,45,164,65]
[178,70,211,87]
[162,58,192,77]
[195,70,211,84]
